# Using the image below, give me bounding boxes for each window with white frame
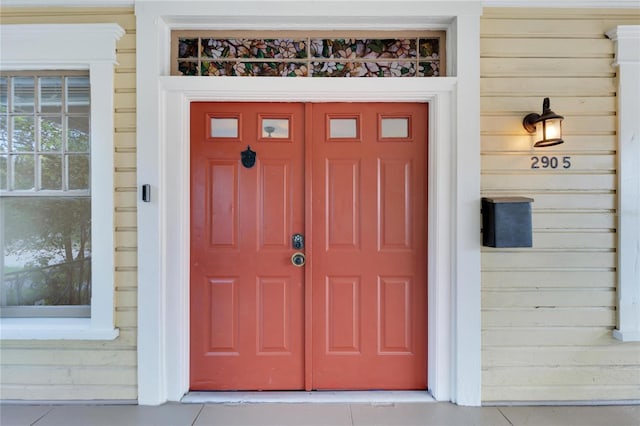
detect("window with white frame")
[1,72,91,318]
[0,23,123,339]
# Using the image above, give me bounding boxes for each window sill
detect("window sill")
[613,329,640,342]
[0,318,119,340]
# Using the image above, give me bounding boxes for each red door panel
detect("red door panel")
[190,102,427,391]
[190,102,305,390]
[311,103,428,389]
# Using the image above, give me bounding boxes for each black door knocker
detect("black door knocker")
[241,145,256,168]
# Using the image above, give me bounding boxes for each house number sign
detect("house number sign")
[531,156,571,169]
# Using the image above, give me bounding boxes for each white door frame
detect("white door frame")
[136,0,482,406]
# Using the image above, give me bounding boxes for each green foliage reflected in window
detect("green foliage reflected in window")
[2,197,91,307]
[1,72,91,313]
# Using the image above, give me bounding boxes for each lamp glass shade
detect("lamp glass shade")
[536,117,562,141]
[534,116,563,147]
[535,121,544,142]
[527,98,564,147]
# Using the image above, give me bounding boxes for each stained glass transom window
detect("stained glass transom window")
[172,32,445,77]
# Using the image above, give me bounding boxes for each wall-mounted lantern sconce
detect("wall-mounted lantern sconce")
[523,97,564,147]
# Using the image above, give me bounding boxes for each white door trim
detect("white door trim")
[136,1,482,406]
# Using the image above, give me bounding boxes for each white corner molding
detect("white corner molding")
[0,23,124,340]
[136,0,481,406]
[607,26,640,343]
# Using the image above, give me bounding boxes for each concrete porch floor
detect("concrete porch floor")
[2,401,639,426]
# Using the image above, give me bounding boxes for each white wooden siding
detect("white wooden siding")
[481,7,640,403]
[0,7,137,401]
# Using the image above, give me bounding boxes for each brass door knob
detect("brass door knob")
[291,252,305,267]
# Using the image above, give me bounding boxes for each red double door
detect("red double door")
[190,102,427,391]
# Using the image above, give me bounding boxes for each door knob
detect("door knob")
[291,252,306,267]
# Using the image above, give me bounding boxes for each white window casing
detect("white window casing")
[0,24,124,340]
[607,26,640,343]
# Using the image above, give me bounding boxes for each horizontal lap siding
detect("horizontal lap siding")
[0,7,137,401]
[481,8,640,403]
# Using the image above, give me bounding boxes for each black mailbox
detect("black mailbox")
[482,197,533,248]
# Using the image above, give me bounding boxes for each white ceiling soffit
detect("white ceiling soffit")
[0,0,638,8]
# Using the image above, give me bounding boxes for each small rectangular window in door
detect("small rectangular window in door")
[328,116,360,141]
[259,116,291,140]
[209,115,240,139]
[379,116,411,141]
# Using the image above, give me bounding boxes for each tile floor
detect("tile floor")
[1,402,639,426]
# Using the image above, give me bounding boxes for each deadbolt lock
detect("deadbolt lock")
[292,233,304,249]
